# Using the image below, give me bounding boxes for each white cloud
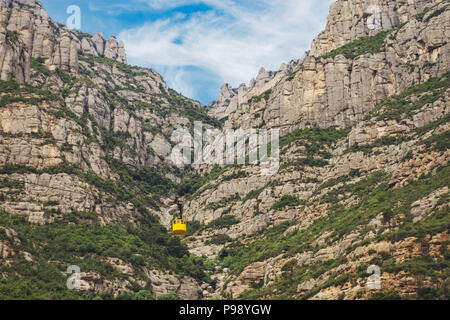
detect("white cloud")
[119,0,334,102]
[165,68,195,98]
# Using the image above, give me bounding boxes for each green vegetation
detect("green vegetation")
[29,58,76,88]
[280,127,350,158]
[270,195,303,211]
[159,292,183,300]
[0,258,93,300]
[369,290,402,300]
[222,170,248,182]
[177,165,230,199]
[1,7,448,300]
[319,171,387,204]
[30,58,51,77]
[5,30,19,45]
[281,127,350,150]
[241,180,281,204]
[0,160,171,211]
[344,73,450,155]
[423,5,448,22]
[242,188,264,203]
[106,157,175,208]
[251,89,272,104]
[423,131,450,153]
[167,89,222,128]
[184,220,205,237]
[345,136,409,155]
[128,290,156,300]
[277,127,351,171]
[79,54,147,78]
[281,157,329,170]
[370,73,449,122]
[0,178,24,189]
[416,2,449,22]
[314,170,361,194]
[239,258,348,300]
[207,215,240,230]
[281,259,297,272]
[0,210,214,299]
[205,234,233,245]
[0,79,61,107]
[218,165,449,286]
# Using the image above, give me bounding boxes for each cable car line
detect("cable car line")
[172,196,187,235]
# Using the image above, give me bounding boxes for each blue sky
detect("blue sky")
[40,0,334,104]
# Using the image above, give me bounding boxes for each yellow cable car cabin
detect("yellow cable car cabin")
[172,219,187,235]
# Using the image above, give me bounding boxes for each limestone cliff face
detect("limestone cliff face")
[310,0,442,57]
[0,0,215,300]
[186,73,450,300]
[219,2,450,133]
[0,0,448,301]
[183,0,450,300]
[208,57,304,121]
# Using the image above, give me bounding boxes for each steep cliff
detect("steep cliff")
[0,0,222,300]
[187,0,450,300]
[210,0,448,134]
[0,0,448,300]
[0,0,128,81]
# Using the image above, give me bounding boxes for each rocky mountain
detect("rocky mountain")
[0,0,449,300]
[0,0,221,300]
[188,0,450,299]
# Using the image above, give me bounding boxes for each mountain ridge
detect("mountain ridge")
[0,0,448,300]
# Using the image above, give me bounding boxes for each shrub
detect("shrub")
[242,188,264,203]
[271,195,302,211]
[424,131,450,152]
[0,179,24,189]
[321,30,391,60]
[281,259,297,272]
[251,89,272,103]
[417,287,440,300]
[206,234,232,245]
[132,290,155,300]
[30,58,51,76]
[6,30,19,44]
[159,292,183,300]
[369,290,401,300]
[208,215,240,229]
[222,170,248,182]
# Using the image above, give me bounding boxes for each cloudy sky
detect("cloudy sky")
[41,0,334,104]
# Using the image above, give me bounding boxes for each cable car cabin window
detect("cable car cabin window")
[172,219,187,235]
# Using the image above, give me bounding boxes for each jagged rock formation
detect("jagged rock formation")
[210,0,449,135]
[0,0,220,300]
[310,0,443,56]
[183,0,450,300]
[186,73,450,299]
[0,0,127,83]
[208,58,304,120]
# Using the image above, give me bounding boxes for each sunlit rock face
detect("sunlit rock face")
[0,0,449,300]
